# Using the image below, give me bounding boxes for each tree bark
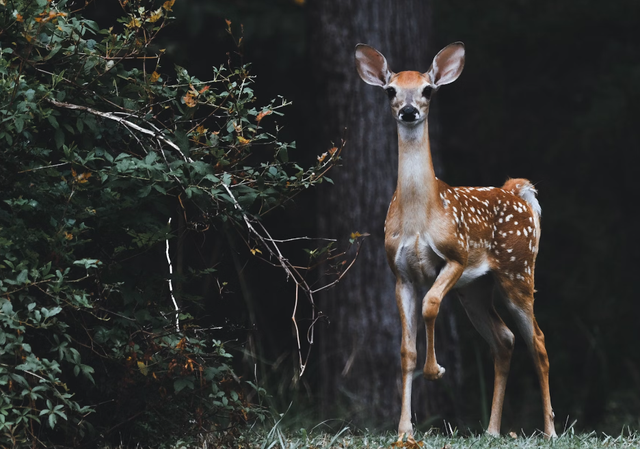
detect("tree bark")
[307,0,463,430]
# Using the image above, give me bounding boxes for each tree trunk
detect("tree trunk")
[307,0,463,430]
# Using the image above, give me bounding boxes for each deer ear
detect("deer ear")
[426,42,465,87]
[355,44,393,87]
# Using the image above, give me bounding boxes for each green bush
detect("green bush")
[0,0,339,446]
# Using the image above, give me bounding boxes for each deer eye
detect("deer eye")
[386,87,396,99]
[422,86,433,99]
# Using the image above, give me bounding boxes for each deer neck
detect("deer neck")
[395,119,441,234]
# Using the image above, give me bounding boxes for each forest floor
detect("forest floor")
[204,426,640,449]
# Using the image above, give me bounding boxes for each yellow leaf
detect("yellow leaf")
[15,13,23,22]
[148,8,163,23]
[250,248,262,255]
[317,152,328,163]
[183,91,197,108]
[150,71,160,83]
[390,436,424,449]
[72,168,91,184]
[162,0,175,11]
[237,136,250,145]
[64,232,73,241]
[125,17,142,29]
[256,109,272,123]
[137,361,149,376]
[350,232,362,240]
[77,172,92,184]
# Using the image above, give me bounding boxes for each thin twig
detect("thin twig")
[219,181,363,377]
[18,162,70,173]
[166,218,180,333]
[263,236,337,243]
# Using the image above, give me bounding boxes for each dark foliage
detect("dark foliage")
[0,0,343,446]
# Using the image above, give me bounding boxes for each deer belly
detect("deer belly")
[455,255,491,287]
[393,236,443,283]
[393,236,491,287]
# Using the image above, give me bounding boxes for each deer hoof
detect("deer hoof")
[398,423,413,440]
[423,363,445,380]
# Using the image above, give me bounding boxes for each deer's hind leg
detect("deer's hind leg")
[458,275,514,436]
[495,274,557,438]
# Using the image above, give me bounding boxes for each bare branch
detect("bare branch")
[166,218,180,333]
[18,162,70,173]
[220,181,363,377]
[47,99,193,163]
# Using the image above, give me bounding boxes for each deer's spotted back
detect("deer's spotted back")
[439,183,540,292]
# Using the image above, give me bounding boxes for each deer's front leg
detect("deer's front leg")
[396,281,419,439]
[422,261,464,380]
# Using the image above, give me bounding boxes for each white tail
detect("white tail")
[355,43,556,440]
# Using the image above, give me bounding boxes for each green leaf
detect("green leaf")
[83,20,101,34]
[73,259,101,270]
[173,377,194,393]
[47,114,59,129]
[16,269,28,284]
[14,117,24,133]
[54,128,65,149]
[138,184,152,197]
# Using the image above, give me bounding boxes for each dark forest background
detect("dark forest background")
[86,0,640,436]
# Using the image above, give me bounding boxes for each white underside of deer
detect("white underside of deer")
[355,42,556,441]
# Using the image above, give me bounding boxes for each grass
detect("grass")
[201,423,640,449]
[101,412,640,448]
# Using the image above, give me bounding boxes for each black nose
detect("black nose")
[399,106,419,122]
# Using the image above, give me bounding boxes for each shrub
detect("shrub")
[0,0,342,446]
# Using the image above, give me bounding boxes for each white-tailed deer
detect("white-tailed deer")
[355,42,556,439]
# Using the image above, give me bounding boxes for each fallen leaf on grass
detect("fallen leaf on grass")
[390,435,424,449]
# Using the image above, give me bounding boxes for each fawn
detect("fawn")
[355,42,556,440]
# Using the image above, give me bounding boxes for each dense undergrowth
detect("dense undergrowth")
[0,0,347,447]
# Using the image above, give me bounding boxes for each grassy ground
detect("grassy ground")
[205,426,640,449]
